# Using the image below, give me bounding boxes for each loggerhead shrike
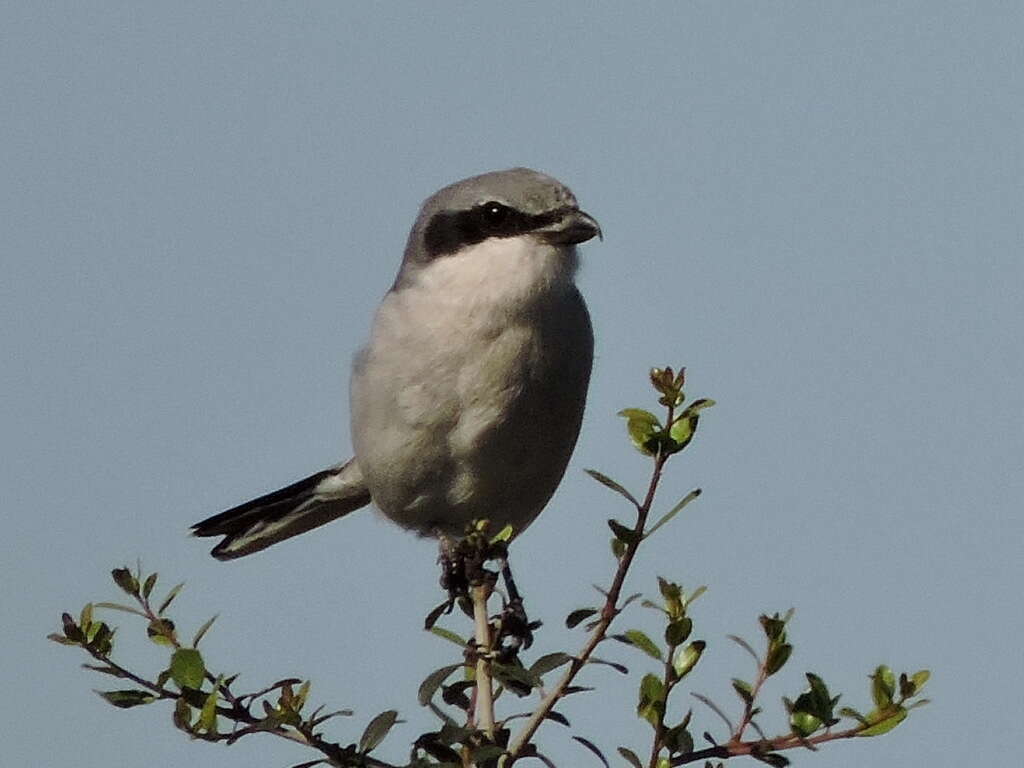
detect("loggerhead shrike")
[192,168,600,559]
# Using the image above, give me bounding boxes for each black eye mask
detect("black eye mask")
[422,201,564,259]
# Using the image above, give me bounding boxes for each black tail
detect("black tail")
[191,460,371,560]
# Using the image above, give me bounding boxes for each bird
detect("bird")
[192,168,600,560]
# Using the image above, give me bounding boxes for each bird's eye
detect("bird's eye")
[480,201,511,227]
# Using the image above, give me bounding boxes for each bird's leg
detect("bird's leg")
[493,550,539,659]
[500,559,523,604]
[424,533,466,629]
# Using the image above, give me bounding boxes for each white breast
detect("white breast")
[350,234,585,534]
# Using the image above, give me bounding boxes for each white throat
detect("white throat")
[408,235,579,315]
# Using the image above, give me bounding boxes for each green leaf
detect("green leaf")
[644,489,702,540]
[490,524,514,543]
[759,613,788,642]
[663,722,694,755]
[790,710,822,737]
[87,622,114,654]
[663,716,696,757]
[608,519,639,545]
[584,468,640,507]
[142,572,158,599]
[96,689,156,708]
[639,673,665,702]
[621,406,662,423]
[624,629,663,661]
[621,592,643,608]
[111,567,139,596]
[638,703,664,729]
[60,612,84,644]
[617,746,643,768]
[806,672,832,714]
[657,577,682,607]
[788,673,837,735]
[839,706,867,724]
[544,710,571,727]
[308,709,354,729]
[83,617,101,643]
[683,585,707,609]
[665,617,693,647]
[192,615,218,647]
[423,600,450,630]
[680,398,716,419]
[589,657,629,675]
[94,601,146,617]
[566,608,599,629]
[667,416,697,452]
[294,680,311,710]
[276,683,302,724]
[563,685,595,696]
[692,693,733,733]
[727,634,759,663]
[81,663,123,678]
[492,662,541,695]
[442,683,474,711]
[146,618,176,646]
[765,643,792,675]
[618,408,662,455]
[872,665,896,708]
[359,710,399,753]
[611,537,627,559]
[732,678,753,705]
[530,652,573,678]
[752,753,789,767]
[572,736,609,768]
[859,707,907,736]
[429,627,466,647]
[198,686,219,734]
[417,664,461,706]
[79,603,94,632]
[910,669,931,693]
[673,640,705,678]
[637,673,666,727]
[158,582,185,615]
[172,697,192,731]
[169,648,205,690]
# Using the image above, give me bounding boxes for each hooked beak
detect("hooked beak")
[538,208,602,246]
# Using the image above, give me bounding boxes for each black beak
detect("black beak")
[540,209,602,245]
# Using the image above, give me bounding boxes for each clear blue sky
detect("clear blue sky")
[4,3,1021,766]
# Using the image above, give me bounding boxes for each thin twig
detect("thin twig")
[670,723,867,765]
[647,631,686,767]
[82,633,398,768]
[731,660,769,743]
[504,452,670,763]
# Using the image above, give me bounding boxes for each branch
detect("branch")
[471,583,496,739]
[55,571,402,768]
[504,451,670,763]
[671,723,867,765]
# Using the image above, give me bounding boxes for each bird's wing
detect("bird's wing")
[191,459,371,560]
